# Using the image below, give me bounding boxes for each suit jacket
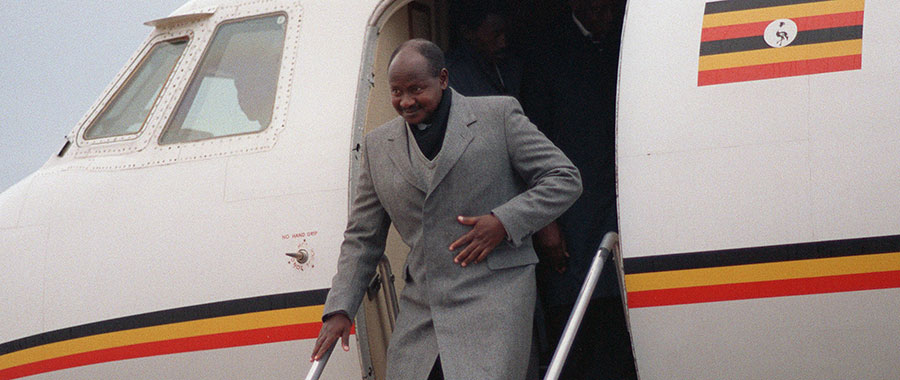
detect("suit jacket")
[446,43,523,98]
[323,90,581,379]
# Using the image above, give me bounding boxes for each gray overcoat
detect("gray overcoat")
[323,91,581,379]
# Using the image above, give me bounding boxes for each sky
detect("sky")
[0,1,186,192]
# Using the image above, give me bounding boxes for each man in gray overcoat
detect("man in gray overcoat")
[311,39,581,380]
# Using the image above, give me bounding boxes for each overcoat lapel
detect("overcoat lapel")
[385,121,427,193]
[429,92,476,195]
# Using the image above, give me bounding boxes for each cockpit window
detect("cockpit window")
[160,14,287,145]
[83,39,187,140]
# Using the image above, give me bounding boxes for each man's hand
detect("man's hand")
[449,214,507,267]
[310,313,352,362]
[534,221,568,274]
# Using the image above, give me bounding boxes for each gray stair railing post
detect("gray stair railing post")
[304,345,334,380]
[543,231,619,380]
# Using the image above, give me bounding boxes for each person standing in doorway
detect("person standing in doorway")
[446,2,523,98]
[311,38,581,380]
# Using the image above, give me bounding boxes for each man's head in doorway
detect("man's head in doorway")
[570,0,626,41]
[387,39,449,125]
[458,6,509,64]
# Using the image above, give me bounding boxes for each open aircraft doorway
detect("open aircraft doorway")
[356,1,634,379]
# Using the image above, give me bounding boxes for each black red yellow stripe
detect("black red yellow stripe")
[701,11,865,42]
[0,289,334,380]
[624,235,900,308]
[703,0,830,14]
[698,0,865,86]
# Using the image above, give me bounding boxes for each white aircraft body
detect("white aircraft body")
[1,0,898,379]
[618,0,900,379]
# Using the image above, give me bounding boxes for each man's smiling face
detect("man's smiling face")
[388,49,448,125]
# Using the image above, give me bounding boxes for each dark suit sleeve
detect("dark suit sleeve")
[322,133,391,320]
[491,97,582,247]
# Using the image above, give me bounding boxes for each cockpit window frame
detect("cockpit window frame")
[157,11,289,146]
[81,37,190,141]
[67,1,301,167]
[74,30,194,149]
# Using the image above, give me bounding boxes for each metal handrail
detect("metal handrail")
[304,345,334,380]
[305,232,619,380]
[306,258,398,380]
[543,231,619,380]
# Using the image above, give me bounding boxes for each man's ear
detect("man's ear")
[439,68,449,89]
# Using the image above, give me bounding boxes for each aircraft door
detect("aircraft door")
[353,1,447,379]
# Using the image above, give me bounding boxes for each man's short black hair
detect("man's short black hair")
[389,38,445,77]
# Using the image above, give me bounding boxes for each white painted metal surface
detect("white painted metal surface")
[617,1,900,379]
[1,0,380,378]
[618,0,900,257]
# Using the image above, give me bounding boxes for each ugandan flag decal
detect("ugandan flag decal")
[699,0,865,86]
